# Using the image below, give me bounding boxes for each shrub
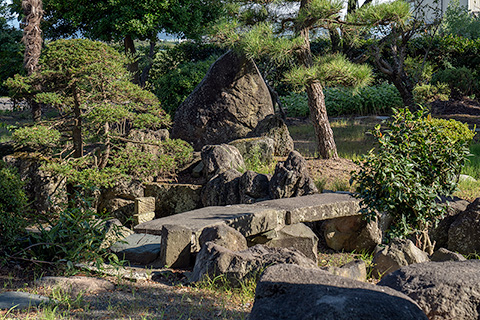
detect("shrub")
[26,193,122,267]
[413,83,450,104]
[0,161,29,252]
[351,108,475,253]
[280,83,403,117]
[431,67,478,98]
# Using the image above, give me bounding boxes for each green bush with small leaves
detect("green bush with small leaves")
[431,67,478,98]
[413,83,450,104]
[351,108,475,248]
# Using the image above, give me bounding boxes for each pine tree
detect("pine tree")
[215,0,410,159]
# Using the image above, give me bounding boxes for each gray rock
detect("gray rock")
[250,264,428,320]
[110,233,162,265]
[262,223,319,264]
[134,197,155,215]
[252,114,294,156]
[100,178,144,201]
[158,224,192,269]
[323,215,382,252]
[269,151,318,199]
[191,243,317,285]
[198,224,248,252]
[134,193,360,253]
[35,276,115,296]
[430,196,470,250]
[239,170,270,204]
[98,198,135,225]
[378,260,480,320]
[0,292,51,310]
[229,137,275,165]
[201,144,245,180]
[172,51,274,151]
[258,193,361,225]
[430,247,466,262]
[201,169,242,207]
[144,183,202,218]
[100,219,133,249]
[448,198,480,255]
[372,238,429,278]
[321,260,367,282]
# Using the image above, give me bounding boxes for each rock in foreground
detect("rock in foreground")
[378,260,480,320]
[250,264,427,320]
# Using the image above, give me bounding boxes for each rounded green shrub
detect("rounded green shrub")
[351,108,475,249]
[431,67,478,98]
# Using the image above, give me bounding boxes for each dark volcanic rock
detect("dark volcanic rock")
[378,260,480,320]
[171,51,274,150]
[269,151,318,199]
[250,264,427,320]
[448,198,480,254]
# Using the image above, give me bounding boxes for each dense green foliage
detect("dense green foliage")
[10,0,224,41]
[281,83,403,117]
[6,39,192,188]
[351,108,475,242]
[0,18,23,96]
[148,42,224,114]
[441,0,480,40]
[0,160,29,252]
[431,67,478,98]
[413,83,450,104]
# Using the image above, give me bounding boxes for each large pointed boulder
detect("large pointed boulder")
[171,51,274,150]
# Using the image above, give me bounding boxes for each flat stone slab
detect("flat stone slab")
[0,291,50,310]
[110,233,162,265]
[255,193,360,225]
[135,193,360,252]
[135,205,286,251]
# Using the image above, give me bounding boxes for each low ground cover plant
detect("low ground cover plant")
[351,108,475,254]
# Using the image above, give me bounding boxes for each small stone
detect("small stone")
[198,224,248,252]
[158,224,192,269]
[321,259,367,282]
[133,211,155,225]
[430,247,466,262]
[135,197,155,215]
[372,238,429,278]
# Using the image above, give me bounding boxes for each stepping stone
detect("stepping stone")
[0,291,50,310]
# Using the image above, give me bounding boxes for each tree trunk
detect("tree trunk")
[391,74,415,108]
[139,37,157,88]
[22,0,43,122]
[124,35,139,84]
[72,86,83,159]
[297,0,339,159]
[306,81,338,159]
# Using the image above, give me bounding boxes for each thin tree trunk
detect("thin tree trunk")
[22,0,43,122]
[72,86,83,159]
[297,1,339,159]
[124,35,139,84]
[139,37,156,88]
